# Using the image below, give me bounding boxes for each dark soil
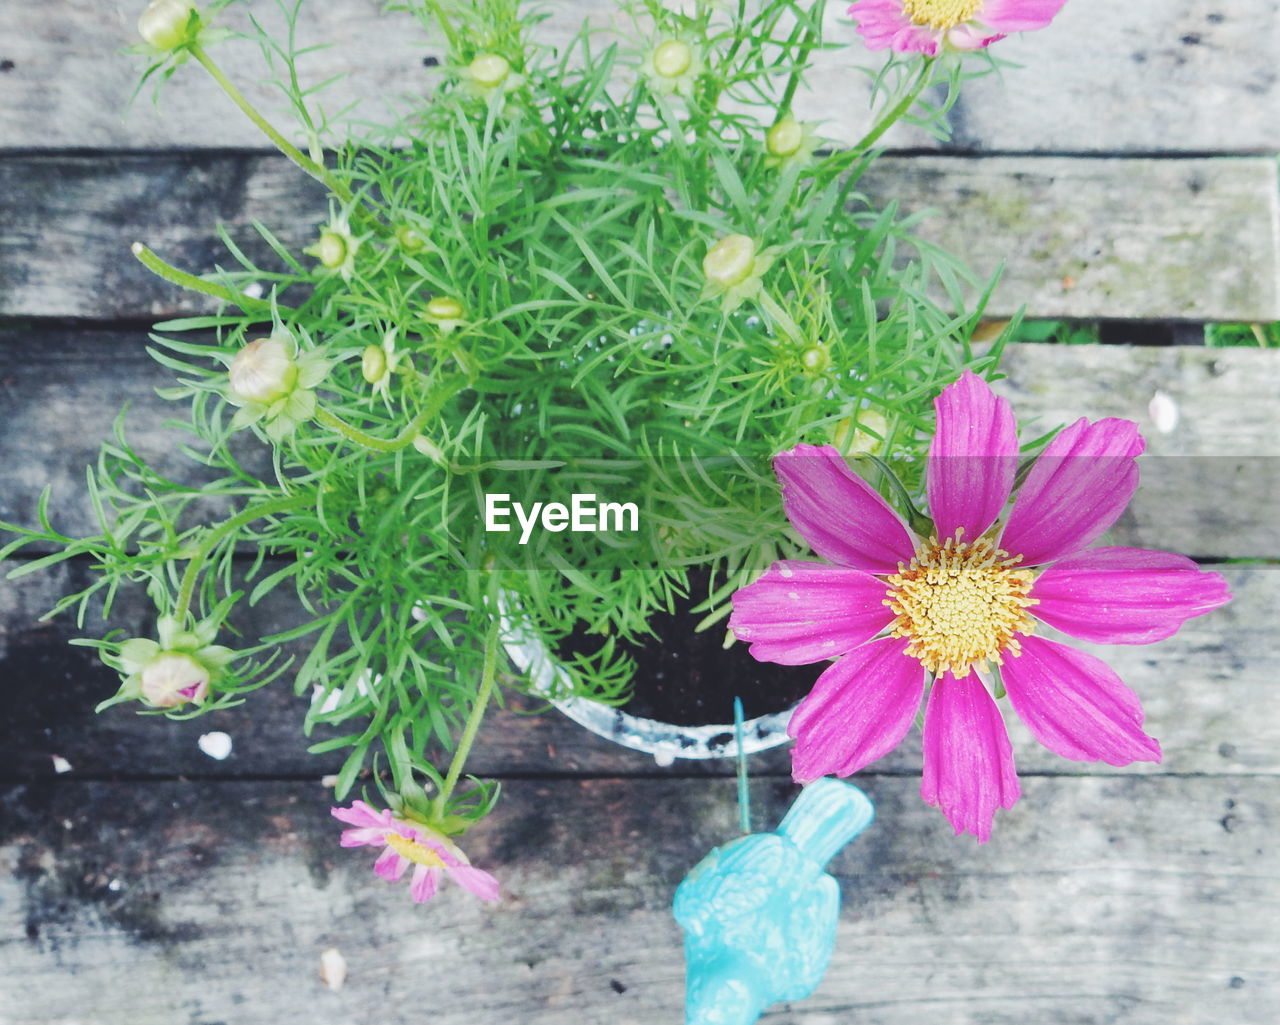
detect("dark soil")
[558,571,818,728]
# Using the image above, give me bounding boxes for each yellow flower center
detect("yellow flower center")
[385,831,446,868]
[884,530,1036,675]
[901,0,984,31]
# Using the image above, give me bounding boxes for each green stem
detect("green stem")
[433,599,503,815]
[189,43,354,206]
[132,243,282,314]
[775,7,822,121]
[314,376,462,453]
[173,493,309,625]
[816,59,935,187]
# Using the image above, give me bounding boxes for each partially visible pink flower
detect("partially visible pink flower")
[730,371,1231,841]
[848,0,1070,55]
[331,800,500,903]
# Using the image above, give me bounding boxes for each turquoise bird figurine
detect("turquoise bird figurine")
[673,778,874,1025]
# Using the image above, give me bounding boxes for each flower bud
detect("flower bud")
[395,226,425,253]
[140,652,210,708]
[652,40,694,79]
[766,117,804,158]
[229,336,299,406]
[468,53,511,89]
[313,229,348,270]
[832,408,889,456]
[703,234,757,290]
[138,0,197,50]
[800,345,830,375]
[427,296,464,320]
[361,344,388,384]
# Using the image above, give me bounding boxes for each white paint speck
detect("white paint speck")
[311,673,375,714]
[51,755,73,774]
[107,878,123,892]
[1149,390,1179,434]
[197,732,233,760]
[319,946,348,991]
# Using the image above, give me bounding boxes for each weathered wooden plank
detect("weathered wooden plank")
[0,1,1275,153]
[0,776,1275,1024]
[2,154,1278,321]
[0,553,1268,781]
[997,341,1280,557]
[0,153,326,321]
[861,156,1280,322]
[3,336,1276,555]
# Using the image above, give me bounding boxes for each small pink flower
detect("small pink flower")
[848,0,1070,55]
[331,800,500,903]
[730,371,1231,841]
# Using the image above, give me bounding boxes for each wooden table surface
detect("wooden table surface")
[2,2,1279,1023]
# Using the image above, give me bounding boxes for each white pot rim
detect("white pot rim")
[500,607,794,764]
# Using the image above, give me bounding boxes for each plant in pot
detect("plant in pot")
[3,0,1069,896]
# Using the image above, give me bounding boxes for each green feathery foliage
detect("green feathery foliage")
[1,0,1020,834]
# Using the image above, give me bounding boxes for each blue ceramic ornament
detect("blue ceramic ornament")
[673,777,874,1025]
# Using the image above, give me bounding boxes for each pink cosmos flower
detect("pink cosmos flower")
[730,371,1231,841]
[848,0,1070,55]
[331,800,500,903]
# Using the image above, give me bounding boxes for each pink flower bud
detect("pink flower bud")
[140,652,210,708]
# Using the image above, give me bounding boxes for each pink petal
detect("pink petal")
[447,864,502,902]
[373,845,409,881]
[890,23,943,55]
[338,826,389,849]
[920,671,1020,842]
[927,371,1018,543]
[981,0,1070,32]
[331,800,391,829]
[847,0,912,47]
[1031,547,1233,644]
[1003,636,1162,765]
[788,636,925,781]
[730,560,895,665]
[410,864,440,903]
[999,417,1145,566]
[947,24,1006,49]
[774,444,916,573]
